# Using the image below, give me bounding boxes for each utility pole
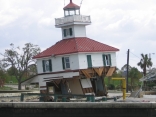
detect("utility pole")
[126,49,130,93]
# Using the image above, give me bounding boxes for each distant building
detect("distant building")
[22,0,119,96]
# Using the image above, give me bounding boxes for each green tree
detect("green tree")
[129,67,142,91]
[7,67,18,76]
[0,60,7,87]
[137,54,152,76]
[0,60,6,78]
[1,43,40,90]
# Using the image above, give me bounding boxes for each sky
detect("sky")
[0,0,156,71]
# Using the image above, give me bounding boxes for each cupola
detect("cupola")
[63,0,80,16]
[55,0,91,39]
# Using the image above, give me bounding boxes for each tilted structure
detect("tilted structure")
[22,0,119,96]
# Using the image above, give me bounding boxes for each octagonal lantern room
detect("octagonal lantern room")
[63,0,80,16]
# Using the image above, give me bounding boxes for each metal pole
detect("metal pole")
[112,78,126,100]
[123,79,126,100]
[126,49,129,93]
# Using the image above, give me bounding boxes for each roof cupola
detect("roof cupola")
[55,0,91,39]
[63,0,80,16]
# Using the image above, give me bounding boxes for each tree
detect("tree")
[7,66,18,76]
[129,67,142,91]
[1,43,40,90]
[0,60,5,71]
[121,64,132,71]
[0,60,6,87]
[137,54,152,76]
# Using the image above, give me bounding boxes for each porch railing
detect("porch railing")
[55,15,91,26]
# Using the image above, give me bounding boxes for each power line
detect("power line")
[130,52,140,59]
[129,58,139,62]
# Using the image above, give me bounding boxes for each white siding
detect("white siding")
[110,52,117,67]
[52,56,63,72]
[36,54,80,74]
[70,54,80,69]
[62,25,86,39]
[37,59,43,74]
[78,52,117,69]
[73,25,86,37]
[36,52,117,74]
[38,72,79,90]
[78,54,88,69]
[91,53,103,67]
[52,54,79,72]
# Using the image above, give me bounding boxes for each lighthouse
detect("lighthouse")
[22,0,119,97]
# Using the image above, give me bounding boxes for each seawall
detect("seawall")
[0,102,156,117]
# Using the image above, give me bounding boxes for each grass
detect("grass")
[104,77,140,90]
[0,86,13,90]
[5,76,18,83]
[4,75,27,84]
[104,77,122,87]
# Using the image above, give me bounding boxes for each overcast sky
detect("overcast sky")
[0,0,156,71]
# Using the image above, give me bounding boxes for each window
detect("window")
[75,10,80,15]
[63,28,73,37]
[102,54,112,66]
[62,57,70,69]
[42,59,52,72]
[87,55,92,68]
[69,10,75,15]
[65,10,69,16]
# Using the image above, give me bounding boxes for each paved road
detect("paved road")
[4,85,25,89]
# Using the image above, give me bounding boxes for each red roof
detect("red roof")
[63,0,80,10]
[34,37,119,59]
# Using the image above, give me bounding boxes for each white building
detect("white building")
[22,0,119,96]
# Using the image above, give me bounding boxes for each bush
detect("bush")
[147,83,156,88]
[26,87,29,90]
[108,84,115,90]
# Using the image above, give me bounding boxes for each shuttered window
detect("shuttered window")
[42,60,45,72]
[63,28,73,37]
[63,29,67,37]
[102,55,106,66]
[102,54,112,66]
[62,57,70,69]
[108,54,112,66]
[49,59,52,72]
[87,55,92,68]
[62,57,65,69]
[42,59,52,72]
[69,28,72,36]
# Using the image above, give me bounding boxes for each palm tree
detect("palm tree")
[137,54,153,76]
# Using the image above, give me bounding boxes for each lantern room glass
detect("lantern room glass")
[64,9,80,16]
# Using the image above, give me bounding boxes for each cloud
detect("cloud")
[0,0,156,70]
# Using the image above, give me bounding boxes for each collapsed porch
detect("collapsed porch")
[42,66,116,97]
[21,66,116,100]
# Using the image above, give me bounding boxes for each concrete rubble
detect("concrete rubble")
[0,91,40,102]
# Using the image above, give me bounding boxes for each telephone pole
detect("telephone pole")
[126,49,130,93]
